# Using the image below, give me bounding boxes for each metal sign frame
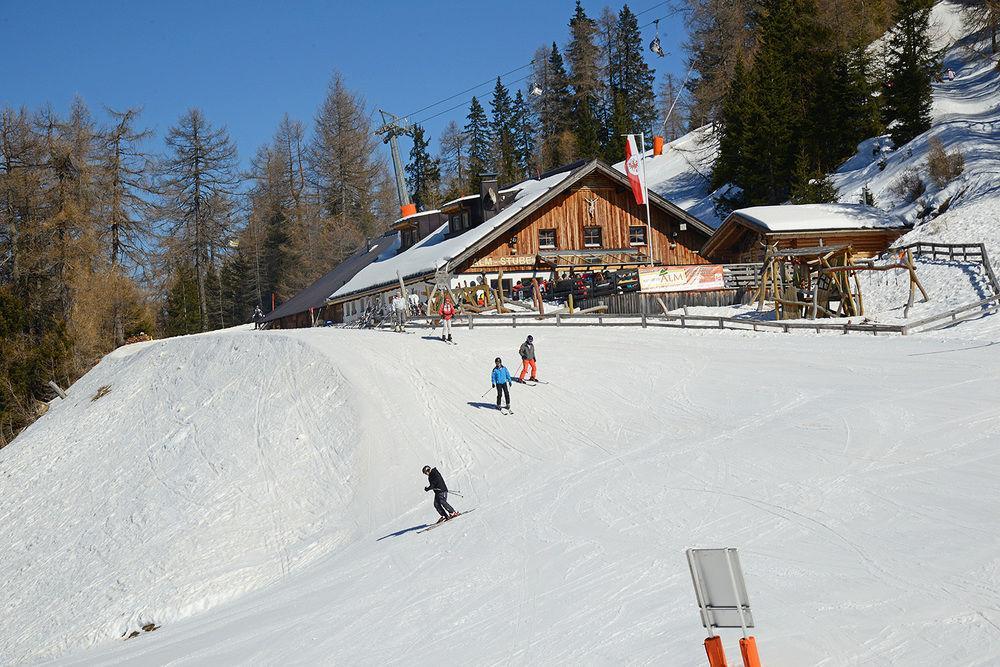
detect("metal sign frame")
[687,547,754,637]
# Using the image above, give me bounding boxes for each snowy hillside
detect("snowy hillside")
[628,1,999,249]
[3,323,1000,666]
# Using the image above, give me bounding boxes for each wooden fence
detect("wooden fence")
[390,243,1000,337]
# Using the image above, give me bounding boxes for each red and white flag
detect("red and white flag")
[624,134,646,205]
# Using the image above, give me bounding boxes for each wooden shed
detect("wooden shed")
[702,204,910,263]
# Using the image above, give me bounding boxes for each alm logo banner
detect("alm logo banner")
[639,265,725,293]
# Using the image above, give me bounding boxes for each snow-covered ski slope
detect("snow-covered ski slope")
[4,324,1000,666]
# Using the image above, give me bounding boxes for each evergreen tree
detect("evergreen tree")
[512,90,536,179]
[405,125,441,210]
[536,43,573,170]
[790,151,839,204]
[489,78,518,184]
[605,5,658,162]
[464,96,491,190]
[163,263,202,336]
[884,0,935,148]
[566,1,604,160]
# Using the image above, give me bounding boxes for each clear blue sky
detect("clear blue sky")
[2,0,689,167]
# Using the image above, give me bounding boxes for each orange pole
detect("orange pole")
[739,637,761,667]
[705,636,728,667]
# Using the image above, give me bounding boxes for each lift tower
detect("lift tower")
[375,110,417,218]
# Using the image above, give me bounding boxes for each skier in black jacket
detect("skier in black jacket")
[423,465,459,523]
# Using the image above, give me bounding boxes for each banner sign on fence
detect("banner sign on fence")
[639,265,725,293]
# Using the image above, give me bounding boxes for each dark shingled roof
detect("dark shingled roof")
[260,231,398,324]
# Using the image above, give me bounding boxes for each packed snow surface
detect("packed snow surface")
[4,322,1000,666]
[733,203,907,232]
[333,170,572,298]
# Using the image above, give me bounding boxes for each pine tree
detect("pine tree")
[464,96,491,191]
[163,262,202,336]
[536,43,573,170]
[566,1,604,160]
[405,125,441,210]
[605,5,658,162]
[489,78,518,183]
[884,0,935,148]
[512,90,536,179]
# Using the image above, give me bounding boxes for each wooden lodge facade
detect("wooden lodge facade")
[326,160,715,322]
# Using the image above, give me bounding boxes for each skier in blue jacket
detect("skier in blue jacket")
[491,357,512,411]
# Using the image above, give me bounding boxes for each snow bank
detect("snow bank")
[0,331,365,663]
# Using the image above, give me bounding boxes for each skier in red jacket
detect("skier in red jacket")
[439,296,455,342]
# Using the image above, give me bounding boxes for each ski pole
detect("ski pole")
[481,387,492,398]
[430,488,463,498]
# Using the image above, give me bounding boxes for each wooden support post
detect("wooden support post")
[568,293,575,314]
[48,380,67,400]
[641,313,647,328]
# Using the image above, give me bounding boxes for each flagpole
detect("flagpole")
[640,132,653,266]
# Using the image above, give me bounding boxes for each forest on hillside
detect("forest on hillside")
[2,0,997,445]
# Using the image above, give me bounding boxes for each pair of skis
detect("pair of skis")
[417,508,476,533]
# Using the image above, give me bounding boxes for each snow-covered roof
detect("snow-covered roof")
[393,209,440,226]
[734,204,908,232]
[438,194,479,209]
[332,170,575,299]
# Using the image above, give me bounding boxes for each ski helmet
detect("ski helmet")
[422,465,431,474]
[494,357,502,364]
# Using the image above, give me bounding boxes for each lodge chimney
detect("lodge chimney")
[480,173,499,221]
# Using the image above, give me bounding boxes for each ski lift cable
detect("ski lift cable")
[401,61,535,121]
[411,73,534,127]
[635,0,671,17]
[661,58,696,134]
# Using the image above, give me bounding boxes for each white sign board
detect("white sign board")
[687,548,754,630]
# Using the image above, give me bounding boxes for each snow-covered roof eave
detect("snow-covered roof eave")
[734,204,909,233]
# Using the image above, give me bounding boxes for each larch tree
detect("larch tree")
[158,108,240,332]
[566,1,604,160]
[438,120,469,199]
[309,72,383,247]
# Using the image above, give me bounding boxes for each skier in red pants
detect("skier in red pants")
[518,335,537,382]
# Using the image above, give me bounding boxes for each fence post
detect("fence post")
[469,313,475,330]
[599,315,604,326]
[556,313,562,326]
[641,313,647,328]
[512,314,517,328]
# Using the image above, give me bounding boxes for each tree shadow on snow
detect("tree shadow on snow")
[376,524,429,541]
[467,401,499,410]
